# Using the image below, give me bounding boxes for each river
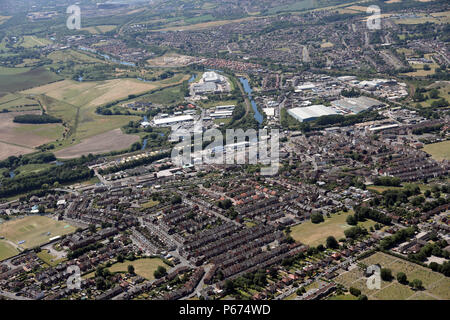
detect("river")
[238,77,263,125]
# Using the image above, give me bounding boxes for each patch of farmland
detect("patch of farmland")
[0,67,62,93]
[22,79,156,108]
[0,141,34,160]
[0,111,64,149]
[54,128,140,159]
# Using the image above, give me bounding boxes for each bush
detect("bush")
[349,287,361,297]
[311,213,324,224]
[397,272,407,284]
[381,268,393,281]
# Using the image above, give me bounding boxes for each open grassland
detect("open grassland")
[108,258,169,280]
[0,216,76,249]
[81,25,117,34]
[423,140,450,161]
[403,62,439,77]
[22,79,156,108]
[423,81,450,107]
[0,93,39,111]
[290,211,376,246]
[0,67,62,93]
[54,128,140,159]
[335,252,448,300]
[0,240,20,261]
[18,36,52,48]
[48,49,106,64]
[13,163,54,178]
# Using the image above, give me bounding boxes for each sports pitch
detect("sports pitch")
[0,216,76,251]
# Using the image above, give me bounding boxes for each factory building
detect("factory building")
[331,96,384,114]
[287,105,339,122]
[153,115,194,127]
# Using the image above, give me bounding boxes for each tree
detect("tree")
[346,215,357,226]
[410,279,423,290]
[127,265,135,275]
[397,272,407,284]
[349,287,361,297]
[381,268,392,281]
[311,213,324,224]
[326,236,339,249]
[154,266,167,279]
[358,295,368,301]
[224,279,235,294]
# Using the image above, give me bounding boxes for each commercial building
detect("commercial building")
[287,105,339,122]
[153,115,194,127]
[331,97,384,114]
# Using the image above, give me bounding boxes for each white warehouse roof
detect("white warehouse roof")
[287,105,339,122]
[153,115,194,126]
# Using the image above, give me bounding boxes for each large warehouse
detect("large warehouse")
[287,105,339,122]
[153,115,194,127]
[331,96,384,114]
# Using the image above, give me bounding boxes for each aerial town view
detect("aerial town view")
[0,0,449,311]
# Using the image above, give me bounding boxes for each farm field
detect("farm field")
[4,73,189,158]
[0,111,64,148]
[334,251,448,300]
[54,128,140,159]
[108,258,169,280]
[22,79,156,108]
[423,140,450,161]
[0,67,62,93]
[289,211,376,246]
[0,216,76,250]
[81,25,117,34]
[0,141,34,160]
[0,93,39,111]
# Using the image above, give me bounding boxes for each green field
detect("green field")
[37,249,66,267]
[48,49,106,65]
[0,93,39,111]
[423,140,450,161]
[0,240,20,261]
[18,36,52,48]
[290,211,375,246]
[335,252,449,300]
[0,67,62,93]
[108,258,169,280]
[0,216,76,249]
